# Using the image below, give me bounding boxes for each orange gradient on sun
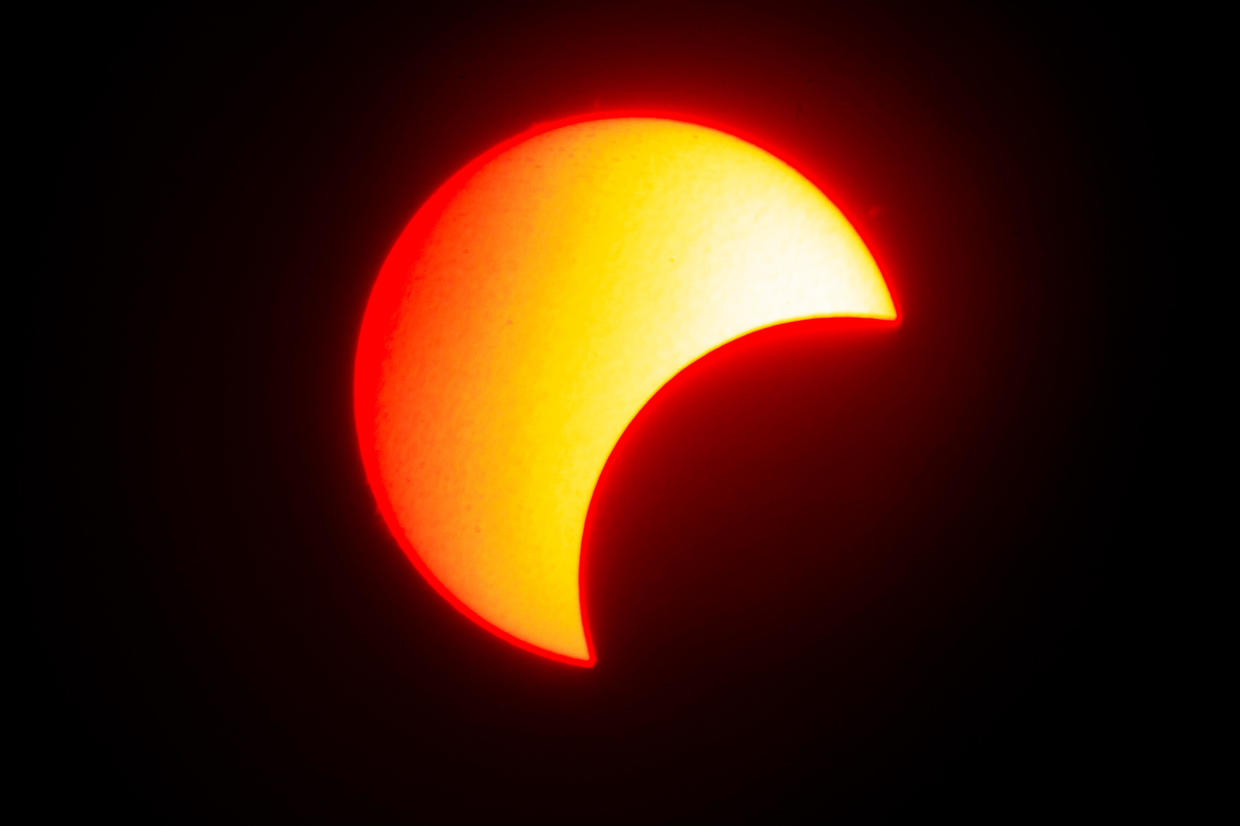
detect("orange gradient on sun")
[355,115,896,665]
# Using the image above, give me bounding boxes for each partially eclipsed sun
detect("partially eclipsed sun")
[354,115,896,665]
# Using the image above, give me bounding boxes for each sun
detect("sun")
[355,114,895,664]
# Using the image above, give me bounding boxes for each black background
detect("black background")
[26,2,1179,820]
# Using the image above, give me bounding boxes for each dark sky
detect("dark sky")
[25,2,1180,820]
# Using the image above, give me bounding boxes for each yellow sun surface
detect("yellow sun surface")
[355,116,895,665]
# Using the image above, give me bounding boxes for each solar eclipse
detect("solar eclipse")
[355,115,896,664]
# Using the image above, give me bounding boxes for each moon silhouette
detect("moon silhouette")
[354,115,896,665]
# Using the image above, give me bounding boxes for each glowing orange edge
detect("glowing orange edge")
[353,109,902,668]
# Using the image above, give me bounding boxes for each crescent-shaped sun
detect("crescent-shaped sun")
[354,114,896,665]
